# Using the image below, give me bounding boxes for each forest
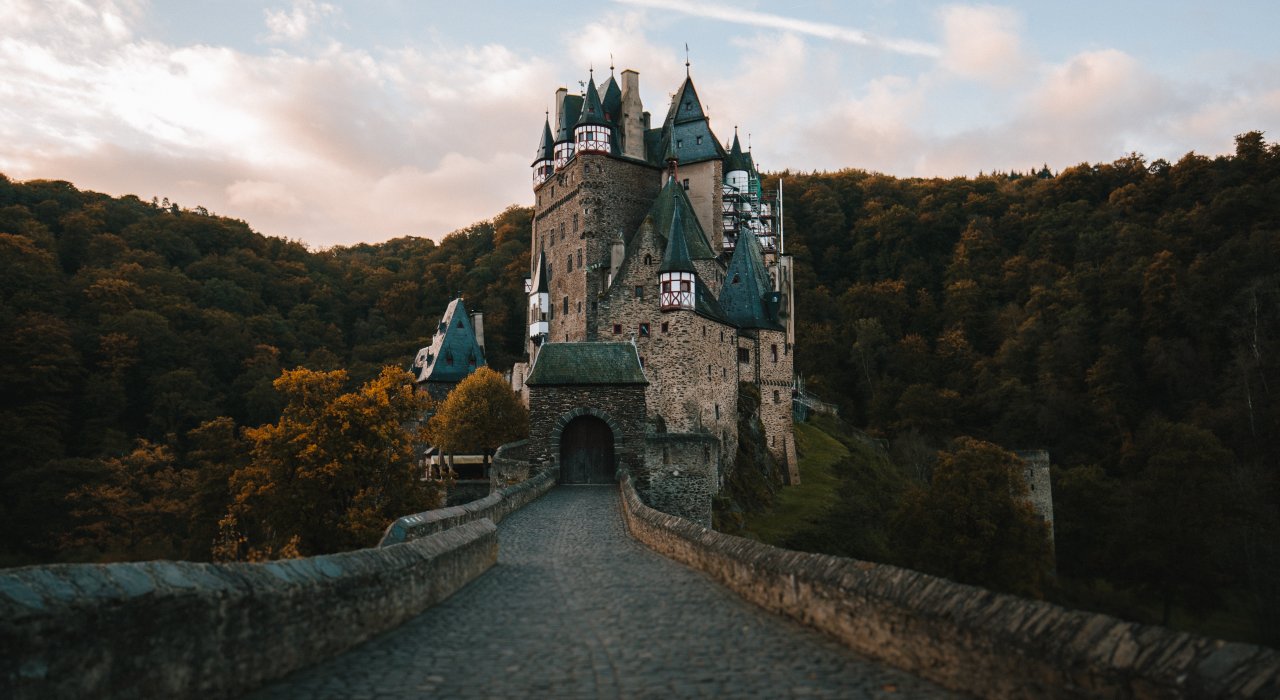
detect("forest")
[1,131,1276,644]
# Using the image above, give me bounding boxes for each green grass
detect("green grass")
[741,416,849,545]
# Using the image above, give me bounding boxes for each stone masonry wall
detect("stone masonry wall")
[672,159,723,253]
[380,465,558,546]
[0,520,498,700]
[532,153,658,344]
[755,327,798,484]
[528,383,647,476]
[1016,449,1055,546]
[641,433,719,527]
[596,217,738,472]
[616,472,1280,699]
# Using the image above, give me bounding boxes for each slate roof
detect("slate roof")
[413,298,487,384]
[576,75,610,128]
[533,118,554,166]
[659,202,696,274]
[718,227,784,331]
[531,249,549,294]
[646,178,716,260]
[526,342,649,386]
[724,131,755,174]
[602,75,622,125]
[555,94,583,143]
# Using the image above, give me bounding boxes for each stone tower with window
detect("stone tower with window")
[517,64,799,492]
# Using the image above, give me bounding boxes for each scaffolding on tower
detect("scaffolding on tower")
[721,170,779,256]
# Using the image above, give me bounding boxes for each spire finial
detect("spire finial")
[684,43,690,76]
[610,53,615,75]
[589,63,594,79]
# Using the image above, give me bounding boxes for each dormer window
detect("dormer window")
[457,319,464,329]
[446,351,455,366]
[676,139,683,149]
[696,136,702,145]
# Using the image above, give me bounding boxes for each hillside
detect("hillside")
[0,175,529,563]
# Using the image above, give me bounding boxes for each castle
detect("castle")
[510,64,799,521]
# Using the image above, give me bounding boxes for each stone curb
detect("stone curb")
[379,466,560,546]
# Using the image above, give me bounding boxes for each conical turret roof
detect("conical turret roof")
[669,76,706,125]
[724,130,754,174]
[555,94,583,143]
[531,249,550,294]
[602,75,622,124]
[533,118,554,166]
[659,203,696,274]
[576,75,611,128]
[719,229,783,331]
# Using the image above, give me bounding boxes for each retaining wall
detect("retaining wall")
[380,466,559,546]
[0,519,498,700]
[617,471,1280,699]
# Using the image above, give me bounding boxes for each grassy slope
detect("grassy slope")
[741,415,851,545]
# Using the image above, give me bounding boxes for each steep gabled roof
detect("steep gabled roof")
[555,94,583,143]
[415,298,487,384]
[718,229,784,331]
[668,77,705,125]
[533,118,554,166]
[526,342,648,386]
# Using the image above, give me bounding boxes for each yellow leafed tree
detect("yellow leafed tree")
[426,366,528,455]
[216,366,440,561]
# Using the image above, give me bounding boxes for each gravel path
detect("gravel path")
[248,486,955,699]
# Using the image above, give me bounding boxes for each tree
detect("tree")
[425,366,529,455]
[892,437,1053,598]
[218,366,439,560]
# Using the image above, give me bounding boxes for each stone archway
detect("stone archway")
[552,408,622,484]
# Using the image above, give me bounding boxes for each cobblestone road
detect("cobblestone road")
[249,486,956,699]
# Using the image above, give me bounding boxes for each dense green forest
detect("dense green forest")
[0,175,530,563]
[770,132,1280,644]
[1,131,1276,644]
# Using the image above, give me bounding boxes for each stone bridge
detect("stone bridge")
[3,466,1278,699]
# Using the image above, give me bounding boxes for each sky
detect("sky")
[3,1,1279,247]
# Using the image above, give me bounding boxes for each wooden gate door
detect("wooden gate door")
[559,416,615,484]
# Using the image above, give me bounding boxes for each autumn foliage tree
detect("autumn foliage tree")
[425,366,528,454]
[892,438,1053,598]
[216,366,439,561]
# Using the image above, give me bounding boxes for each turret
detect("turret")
[724,129,750,194]
[659,205,696,311]
[574,73,613,155]
[553,87,580,169]
[619,69,646,160]
[528,250,550,343]
[532,116,555,187]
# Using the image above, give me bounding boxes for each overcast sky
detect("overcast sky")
[3,1,1278,247]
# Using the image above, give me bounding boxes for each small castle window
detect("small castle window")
[682,178,689,190]
[722,368,726,378]
[714,404,720,419]
[676,139,683,148]
[706,364,711,377]
[562,296,568,315]
[773,390,780,403]
[457,319,464,329]
[635,285,644,299]
[696,135,703,145]
[470,354,477,366]
[644,254,653,265]
[445,351,454,365]
[771,344,778,362]
[567,254,573,272]
[639,356,646,367]
[577,300,582,313]
[573,213,578,232]
[577,249,583,267]
[661,322,669,333]
[613,323,622,334]
[732,273,740,284]
[738,348,750,363]
[684,101,691,111]
[639,322,650,337]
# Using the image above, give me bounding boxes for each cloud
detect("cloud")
[939,5,1027,85]
[264,0,338,43]
[614,0,940,58]
[226,180,302,216]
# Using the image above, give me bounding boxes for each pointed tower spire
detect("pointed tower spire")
[575,72,614,154]
[659,203,696,311]
[532,115,556,186]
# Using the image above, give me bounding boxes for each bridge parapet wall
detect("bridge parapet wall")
[381,464,558,546]
[617,471,1280,698]
[0,519,498,700]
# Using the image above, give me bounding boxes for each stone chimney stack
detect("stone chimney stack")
[619,69,645,160]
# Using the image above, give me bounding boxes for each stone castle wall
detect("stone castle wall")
[532,153,658,344]
[1015,449,1055,545]
[754,327,798,484]
[641,433,720,527]
[527,383,647,475]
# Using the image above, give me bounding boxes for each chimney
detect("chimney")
[620,69,645,160]
[471,312,485,355]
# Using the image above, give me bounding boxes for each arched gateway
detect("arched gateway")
[558,414,615,483]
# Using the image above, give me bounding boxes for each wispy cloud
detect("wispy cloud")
[264,0,339,43]
[615,0,940,58]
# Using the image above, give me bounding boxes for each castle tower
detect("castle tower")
[532,117,555,187]
[574,73,614,155]
[527,249,550,352]
[552,88,581,169]
[658,205,696,311]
